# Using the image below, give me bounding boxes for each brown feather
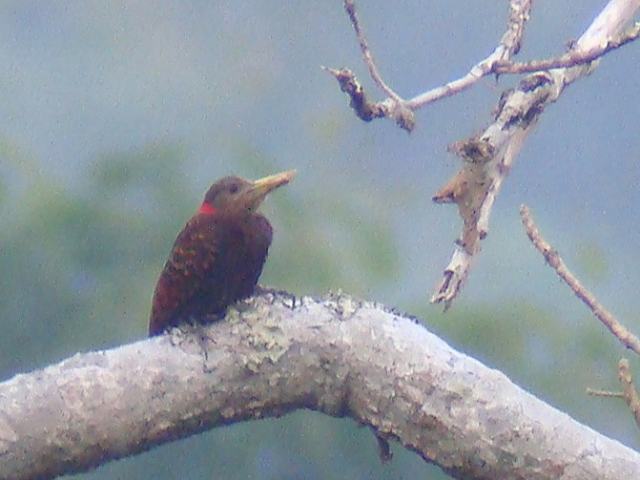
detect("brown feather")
[148,211,272,336]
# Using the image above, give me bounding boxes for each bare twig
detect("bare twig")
[493,21,640,75]
[407,0,533,110]
[330,2,640,137]
[343,0,401,102]
[334,2,640,118]
[323,0,416,132]
[326,0,416,131]
[329,0,533,129]
[587,388,625,398]
[520,205,640,355]
[618,358,640,427]
[321,67,389,122]
[588,359,640,429]
[322,67,415,132]
[329,1,640,305]
[430,246,474,310]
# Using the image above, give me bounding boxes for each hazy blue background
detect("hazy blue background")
[1,1,638,479]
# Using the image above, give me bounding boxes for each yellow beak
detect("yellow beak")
[244,169,296,209]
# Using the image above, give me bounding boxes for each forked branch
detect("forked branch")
[431,0,640,307]
[326,0,640,308]
[589,359,640,429]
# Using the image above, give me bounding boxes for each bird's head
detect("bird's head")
[200,170,296,216]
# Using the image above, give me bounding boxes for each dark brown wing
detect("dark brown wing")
[148,214,219,336]
[148,213,273,336]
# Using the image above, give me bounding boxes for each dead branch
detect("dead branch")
[493,20,640,74]
[406,0,533,110]
[618,358,640,427]
[327,0,533,130]
[330,2,638,123]
[326,0,640,307]
[589,359,640,429]
[431,0,640,308]
[520,205,640,355]
[587,388,625,398]
[343,0,401,102]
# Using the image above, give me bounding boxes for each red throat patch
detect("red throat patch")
[198,202,217,215]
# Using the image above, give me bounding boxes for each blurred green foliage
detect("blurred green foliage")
[0,1,637,478]
[576,242,609,284]
[0,144,637,479]
[2,143,639,479]
[0,143,194,375]
[0,143,628,479]
[2,144,446,479]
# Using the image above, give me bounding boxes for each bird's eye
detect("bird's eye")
[229,184,239,194]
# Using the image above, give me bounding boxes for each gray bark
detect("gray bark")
[0,291,638,479]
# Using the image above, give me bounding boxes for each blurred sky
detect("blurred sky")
[1,1,638,308]
[0,1,639,478]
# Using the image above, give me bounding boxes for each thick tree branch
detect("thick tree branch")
[1,291,639,480]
